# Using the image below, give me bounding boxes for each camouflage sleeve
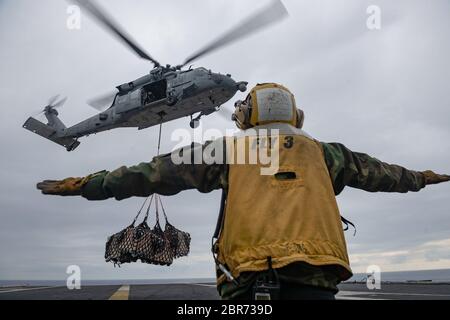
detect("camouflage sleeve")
[320,142,426,195]
[81,141,227,201]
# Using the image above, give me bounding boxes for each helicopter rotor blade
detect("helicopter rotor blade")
[71,0,161,67]
[87,91,117,111]
[33,96,68,116]
[182,0,288,66]
[52,97,68,109]
[47,95,60,107]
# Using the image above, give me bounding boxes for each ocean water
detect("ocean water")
[348,268,450,283]
[2,269,450,287]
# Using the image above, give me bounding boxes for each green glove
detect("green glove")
[422,170,450,186]
[37,176,90,196]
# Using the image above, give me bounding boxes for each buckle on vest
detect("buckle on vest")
[252,257,281,300]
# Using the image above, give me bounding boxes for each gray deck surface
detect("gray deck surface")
[0,282,449,300]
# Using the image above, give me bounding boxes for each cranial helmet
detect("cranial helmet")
[232,83,304,130]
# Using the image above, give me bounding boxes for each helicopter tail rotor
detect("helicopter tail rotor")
[50,96,68,109]
[33,95,68,117]
[23,96,81,152]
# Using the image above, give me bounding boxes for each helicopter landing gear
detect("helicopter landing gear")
[190,114,201,129]
[189,107,218,128]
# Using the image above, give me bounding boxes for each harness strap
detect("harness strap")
[213,189,227,240]
[341,216,356,236]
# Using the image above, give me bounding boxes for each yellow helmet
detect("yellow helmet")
[232,83,303,130]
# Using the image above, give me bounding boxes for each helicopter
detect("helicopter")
[23,0,288,151]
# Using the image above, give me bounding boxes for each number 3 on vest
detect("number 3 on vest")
[284,136,294,149]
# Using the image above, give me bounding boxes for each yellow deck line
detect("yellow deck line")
[109,285,130,300]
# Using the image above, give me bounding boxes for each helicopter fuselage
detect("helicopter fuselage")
[60,67,246,139]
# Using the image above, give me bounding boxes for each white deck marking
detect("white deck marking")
[337,291,386,300]
[0,286,56,294]
[191,283,216,288]
[338,290,450,298]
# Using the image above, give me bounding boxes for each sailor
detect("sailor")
[37,83,450,300]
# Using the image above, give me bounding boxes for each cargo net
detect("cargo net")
[105,194,191,267]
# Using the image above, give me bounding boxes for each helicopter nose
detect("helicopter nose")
[213,74,246,97]
[221,75,237,94]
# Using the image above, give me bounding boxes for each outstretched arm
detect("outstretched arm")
[321,142,449,195]
[37,142,227,201]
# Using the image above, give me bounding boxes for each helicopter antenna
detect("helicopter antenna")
[71,0,161,68]
[182,0,288,67]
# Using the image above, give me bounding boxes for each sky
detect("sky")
[0,0,449,281]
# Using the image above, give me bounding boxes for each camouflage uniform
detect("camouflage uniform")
[80,140,425,299]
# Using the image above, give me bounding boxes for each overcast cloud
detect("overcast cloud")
[0,0,449,281]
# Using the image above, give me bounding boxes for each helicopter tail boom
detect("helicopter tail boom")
[23,117,80,152]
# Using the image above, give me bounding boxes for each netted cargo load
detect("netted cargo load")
[104,194,190,267]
